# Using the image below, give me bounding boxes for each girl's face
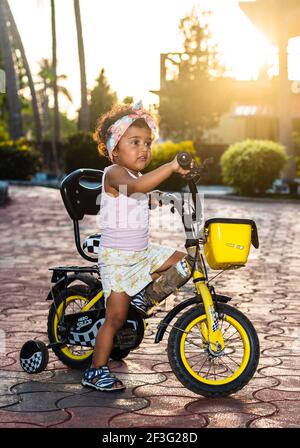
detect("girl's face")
[111,125,153,173]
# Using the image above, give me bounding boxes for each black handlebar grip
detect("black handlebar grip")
[177,151,193,168]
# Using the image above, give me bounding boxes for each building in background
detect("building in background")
[204,77,300,145]
[152,53,300,146]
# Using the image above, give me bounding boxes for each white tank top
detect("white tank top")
[98,165,149,251]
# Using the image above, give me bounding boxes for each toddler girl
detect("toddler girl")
[81,101,193,392]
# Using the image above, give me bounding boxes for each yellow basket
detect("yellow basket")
[203,218,259,270]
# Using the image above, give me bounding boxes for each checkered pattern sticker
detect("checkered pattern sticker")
[212,320,219,332]
[212,309,219,332]
[68,319,104,347]
[83,233,101,254]
[208,306,220,332]
[68,318,138,347]
[20,351,42,373]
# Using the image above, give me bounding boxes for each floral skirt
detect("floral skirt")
[98,243,176,301]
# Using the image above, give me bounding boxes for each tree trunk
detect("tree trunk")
[278,0,296,183]
[50,0,60,176]
[0,0,23,140]
[3,0,43,151]
[41,80,50,137]
[74,0,90,131]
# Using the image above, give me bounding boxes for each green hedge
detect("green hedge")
[193,142,228,184]
[292,131,300,177]
[40,140,65,174]
[0,139,42,180]
[220,139,287,195]
[63,132,110,174]
[295,156,300,177]
[144,140,200,190]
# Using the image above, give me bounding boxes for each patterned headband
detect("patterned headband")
[106,100,158,161]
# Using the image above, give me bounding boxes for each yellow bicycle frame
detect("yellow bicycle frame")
[81,290,103,312]
[188,244,225,353]
[79,244,224,353]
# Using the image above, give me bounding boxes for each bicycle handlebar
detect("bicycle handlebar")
[177,151,193,169]
[175,152,204,244]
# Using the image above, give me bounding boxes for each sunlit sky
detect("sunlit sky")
[8,0,300,119]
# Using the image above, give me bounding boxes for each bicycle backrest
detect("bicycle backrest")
[60,169,103,220]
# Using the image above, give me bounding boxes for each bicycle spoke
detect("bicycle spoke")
[222,353,242,368]
[190,355,208,370]
[223,348,243,362]
[202,360,214,379]
[225,336,242,345]
[202,361,231,379]
[219,316,224,332]
[187,351,206,361]
[213,361,217,381]
[214,356,236,374]
[198,357,208,374]
[184,333,204,349]
[223,329,239,342]
[221,324,233,338]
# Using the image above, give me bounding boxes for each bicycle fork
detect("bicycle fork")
[193,270,225,354]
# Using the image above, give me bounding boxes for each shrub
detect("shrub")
[220,139,288,195]
[295,156,300,178]
[63,132,110,174]
[40,140,65,174]
[145,140,200,191]
[0,123,9,142]
[194,142,228,185]
[0,139,42,180]
[293,130,300,156]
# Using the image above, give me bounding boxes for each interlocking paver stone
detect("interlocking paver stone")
[0,185,299,427]
[109,411,208,428]
[54,407,128,428]
[0,409,70,427]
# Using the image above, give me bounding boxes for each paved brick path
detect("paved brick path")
[0,185,299,428]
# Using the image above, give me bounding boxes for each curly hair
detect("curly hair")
[93,103,153,159]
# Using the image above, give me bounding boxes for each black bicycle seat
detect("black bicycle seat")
[60,169,103,220]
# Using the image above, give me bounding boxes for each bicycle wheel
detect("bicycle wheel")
[110,348,131,361]
[47,284,100,369]
[167,303,260,397]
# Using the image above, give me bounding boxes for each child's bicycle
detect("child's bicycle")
[20,152,260,398]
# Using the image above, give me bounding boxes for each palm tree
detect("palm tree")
[74,0,90,131]
[50,0,60,176]
[35,58,73,138]
[3,0,43,149]
[36,59,52,138]
[0,0,23,140]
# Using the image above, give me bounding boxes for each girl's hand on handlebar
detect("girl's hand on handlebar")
[170,156,194,176]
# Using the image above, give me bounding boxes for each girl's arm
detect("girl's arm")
[106,157,192,195]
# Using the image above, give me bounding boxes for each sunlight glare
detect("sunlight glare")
[206,0,275,80]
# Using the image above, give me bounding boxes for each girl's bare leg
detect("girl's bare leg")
[151,250,186,279]
[92,291,131,371]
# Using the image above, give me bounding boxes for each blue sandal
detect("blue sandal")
[82,366,126,392]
